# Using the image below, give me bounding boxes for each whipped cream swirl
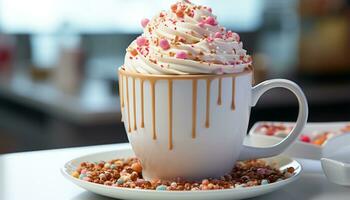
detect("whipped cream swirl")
[123,0,252,75]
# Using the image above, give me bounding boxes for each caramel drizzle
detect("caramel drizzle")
[205,79,212,128]
[217,78,222,105]
[120,75,124,108]
[168,80,173,150]
[231,77,236,110]
[140,79,145,128]
[118,69,252,150]
[150,80,157,140]
[126,77,131,132]
[132,78,137,131]
[192,79,197,139]
[118,74,124,122]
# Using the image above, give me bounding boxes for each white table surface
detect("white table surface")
[0,143,349,200]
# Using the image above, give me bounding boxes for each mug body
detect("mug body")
[119,69,253,180]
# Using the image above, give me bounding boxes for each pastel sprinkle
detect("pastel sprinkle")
[80,169,87,174]
[136,36,147,47]
[205,16,217,26]
[214,32,222,39]
[232,32,240,42]
[141,18,150,28]
[159,39,170,50]
[257,168,267,175]
[79,174,87,180]
[261,179,269,185]
[83,177,91,182]
[117,177,125,185]
[110,164,116,169]
[71,171,79,178]
[156,185,167,190]
[175,51,188,59]
[226,31,233,38]
[206,37,214,43]
[198,21,205,28]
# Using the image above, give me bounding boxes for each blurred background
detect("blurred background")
[0,0,349,153]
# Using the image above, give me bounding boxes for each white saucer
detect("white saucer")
[61,146,302,200]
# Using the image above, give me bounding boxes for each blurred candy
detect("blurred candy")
[300,135,311,143]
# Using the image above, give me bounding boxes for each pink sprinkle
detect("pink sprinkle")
[208,8,212,13]
[206,37,214,42]
[214,67,224,74]
[205,16,217,26]
[232,32,240,42]
[198,21,205,28]
[83,177,91,182]
[136,36,147,47]
[159,39,170,50]
[214,32,222,39]
[141,18,150,28]
[226,31,233,38]
[175,51,188,59]
[81,169,87,174]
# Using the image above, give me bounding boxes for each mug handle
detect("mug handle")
[238,79,308,160]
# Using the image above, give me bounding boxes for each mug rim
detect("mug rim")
[118,66,252,80]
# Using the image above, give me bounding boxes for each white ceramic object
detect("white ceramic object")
[321,133,350,186]
[119,69,308,180]
[248,121,350,160]
[61,147,303,200]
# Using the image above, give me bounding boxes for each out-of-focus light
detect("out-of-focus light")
[0,0,263,33]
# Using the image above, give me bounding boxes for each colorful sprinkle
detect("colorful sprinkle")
[131,162,142,173]
[214,32,223,39]
[233,32,240,41]
[117,177,125,185]
[159,39,170,50]
[257,168,267,175]
[175,51,188,59]
[136,36,147,47]
[71,171,79,178]
[261,179,269,185]
[110,164,116,169]
[156,185,167,191]
[171,4,177,12]
[130,48,138,56]
[205,16,217,26]
[79,174,87,180]
[198,21,205,28]
[141,18,150,28]
[83,177,91,182]
[202,179,209,185]
[206,37,214,42]
[176,11,184,18]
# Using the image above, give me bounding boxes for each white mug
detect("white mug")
[118,68,308,180]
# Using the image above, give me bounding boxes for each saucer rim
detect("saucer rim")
[61,146,302,195]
